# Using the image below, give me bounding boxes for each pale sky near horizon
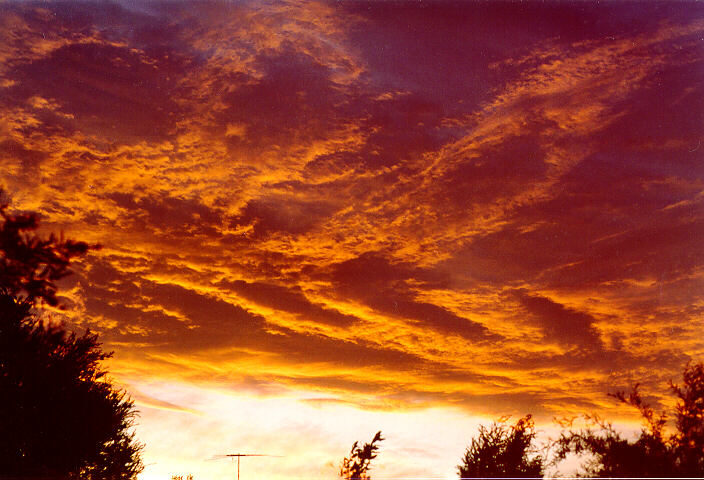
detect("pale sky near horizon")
[1,1,702,478]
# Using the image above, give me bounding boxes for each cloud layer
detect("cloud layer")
[1,1,703,477]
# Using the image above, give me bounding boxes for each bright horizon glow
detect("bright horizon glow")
[127,377,643,479]
[130,379,491,480]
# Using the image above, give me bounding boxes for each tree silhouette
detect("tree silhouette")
[0,191,92,307]
[670,362,704,475]
[457,415,543,479]
[340,431,384,480]
[554,362,704,477]
[0,192,143,479]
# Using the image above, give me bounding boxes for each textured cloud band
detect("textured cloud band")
[1,2,702,423]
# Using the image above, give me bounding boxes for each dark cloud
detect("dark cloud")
[106,192,222,236]
[442,223,582,286]
[77,269,266,351]
[220,49,349,151]
[342,1,681,110]
[446,129,703,286]
[596,43,704,152]
[7,40,191,143]
[550,217,704,289]
[233,196,339,238]
[0,139,47,168]
[328,253,497,342]
[330,252,423,289]
[439,132,549,210]
[355,94,450,170]
[72,259,429,373]
[366,293,497,343]
[221,279,359,328]
[509,289,603,349]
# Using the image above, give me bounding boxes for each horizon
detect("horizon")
[1,1,702,479]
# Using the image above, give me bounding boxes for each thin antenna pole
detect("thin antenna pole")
[212,452,281,480]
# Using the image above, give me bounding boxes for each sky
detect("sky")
[1,1,703,478]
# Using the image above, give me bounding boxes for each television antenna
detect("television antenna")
[210,453,282,480]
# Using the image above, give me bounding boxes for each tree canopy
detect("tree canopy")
[554,362,704,478]
[457,415,543,479]
[0,192,143,479]
[0,192,93,306]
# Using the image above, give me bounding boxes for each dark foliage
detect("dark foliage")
[0,192,94,307]
[0,192,142,479]
[340,431,384,480]
[554,362,704,478]
[671,363,704,474]
[457,415,543,479]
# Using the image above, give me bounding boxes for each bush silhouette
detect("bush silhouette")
[457,415,543,479]
[340,431,384,480]
[0,192,143,479]
[554,362,704,477]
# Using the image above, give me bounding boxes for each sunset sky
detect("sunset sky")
[1,1,703,478]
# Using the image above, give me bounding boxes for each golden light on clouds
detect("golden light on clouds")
[1,1,703,478]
